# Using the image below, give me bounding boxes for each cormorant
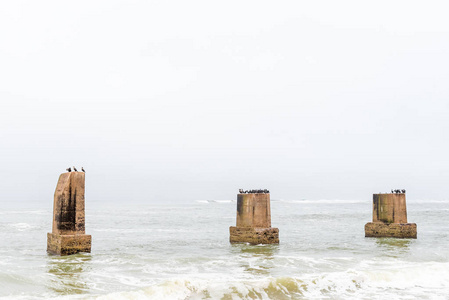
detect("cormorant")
[66,167,71,172]
[73,166,78,172]
[81,167,85,173]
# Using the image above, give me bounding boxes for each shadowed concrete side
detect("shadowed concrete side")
[365,193,417,239]
[47,172,92,255]
[230,193,279,244]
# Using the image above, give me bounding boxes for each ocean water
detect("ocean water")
[1,199,449,299]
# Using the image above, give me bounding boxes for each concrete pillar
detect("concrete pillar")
[236,193,271,228]
[365,193,417,238]
[47,172,92,255]
[230,192,279,244]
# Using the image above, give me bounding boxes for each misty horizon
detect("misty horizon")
[1,1,449,204]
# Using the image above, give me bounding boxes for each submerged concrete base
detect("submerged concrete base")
[47,233,92,256]
[365,222,417,239]
[229,226,279,244]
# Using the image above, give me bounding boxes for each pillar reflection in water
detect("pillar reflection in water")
[47,254,91,295]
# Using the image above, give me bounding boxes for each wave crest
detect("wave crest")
[96,262,449,299]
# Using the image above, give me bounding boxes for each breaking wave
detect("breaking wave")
[8,223,36,231]
[94,262,449,299]
[195,200,235,204]
[0,209,49,215]
[275,199,366,204]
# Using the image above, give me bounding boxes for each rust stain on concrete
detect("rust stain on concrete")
[231,193,279,244]
[365,193,416,239]
[47,172,91,255]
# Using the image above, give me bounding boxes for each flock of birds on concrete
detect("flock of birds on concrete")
[66,166,85,173]
[239,189,270,194]
[239,189,407,194]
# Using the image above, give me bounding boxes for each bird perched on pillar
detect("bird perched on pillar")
[66,167,71,172]
[73,166,78,172]
[81,167,85,172]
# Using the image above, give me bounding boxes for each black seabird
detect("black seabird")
[73,166,78,172]
[81,167,85,172]
[66,167,71,172]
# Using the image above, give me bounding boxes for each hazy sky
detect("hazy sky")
[1,1,449,204]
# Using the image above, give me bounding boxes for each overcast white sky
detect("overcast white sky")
[1,1,449,204]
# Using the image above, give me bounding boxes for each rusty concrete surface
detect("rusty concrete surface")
[229,226,279,244]
[231,192,279,244]
[365,222,417,238]
[47,233,92,255]
[372,193,408,224]
[365,193,417,238]
[47,172,91,255]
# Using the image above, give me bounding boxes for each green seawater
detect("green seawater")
[0,199,448,299]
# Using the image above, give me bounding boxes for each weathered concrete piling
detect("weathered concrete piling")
[230,192,279,244]
[47,172,91,255]
[365,193,417,238]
